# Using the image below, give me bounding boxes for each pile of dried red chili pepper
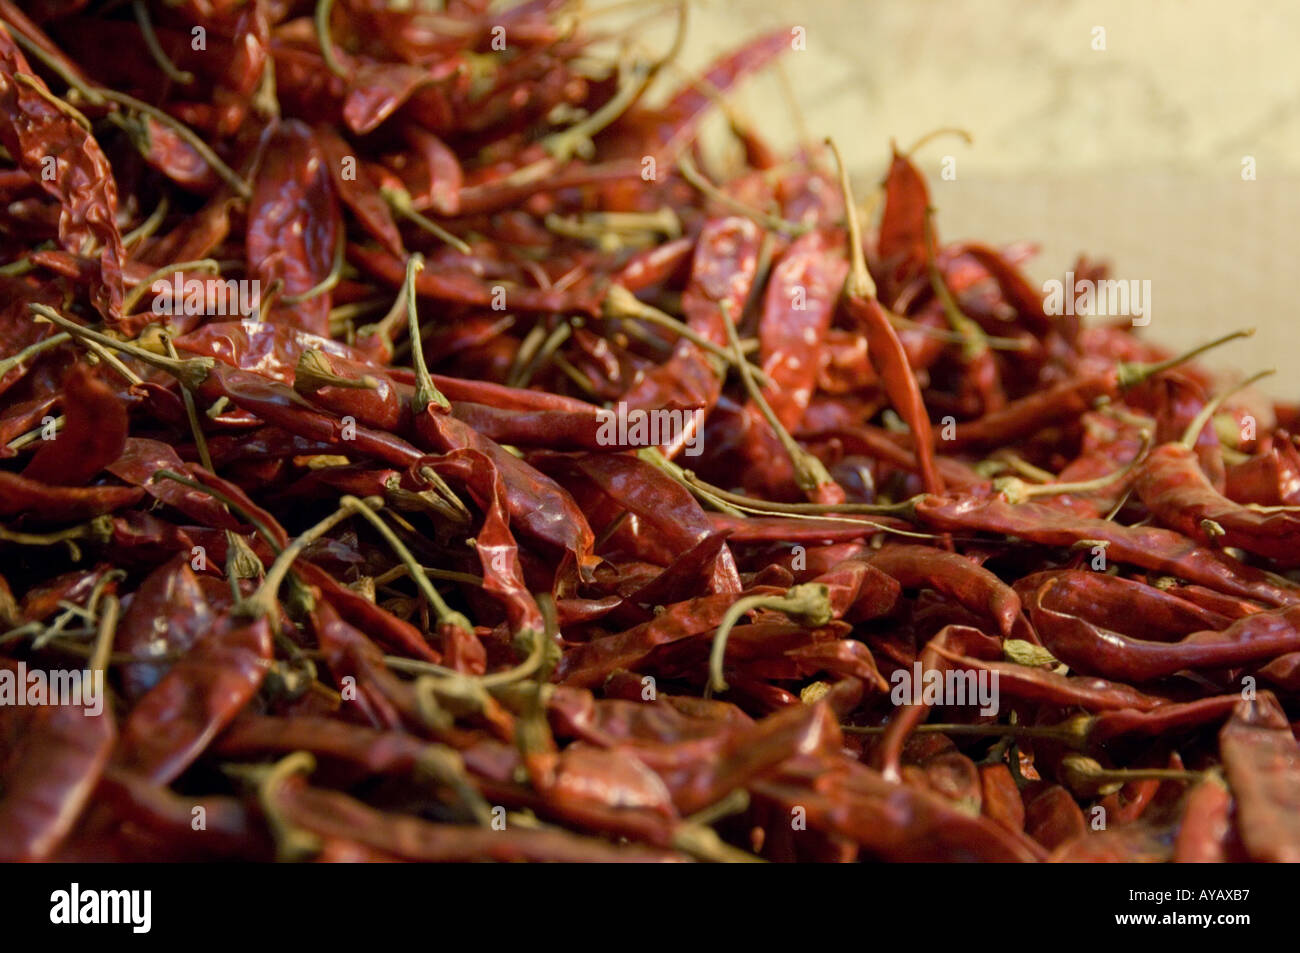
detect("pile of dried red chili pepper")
[2,1,1298,864]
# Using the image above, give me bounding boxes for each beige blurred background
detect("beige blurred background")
[614,0,1300,395]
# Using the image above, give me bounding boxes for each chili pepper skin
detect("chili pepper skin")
[916,495,1300,607]
[1173,775,1236,863]
[428,449,545,638]
[844,293,944,495]
[928,643,1166,711]
[877,148,932,308]
[115,554,214,701]
[0,677,115,862]
[752,756,1042,862]
[1135,443,1300,564]
[0,472,143,519]
[1013,569,1232,641]
[1219,693,1300,862]
[115,614,272,784]
[96,767,270,862]
[557,589,781,689]
[0,0,1295,867]
[21,363,126,486]
[348,243,601,316]
[313,125,404,258]
[0,25,123,321]
[1030,574,1300,683]
[273,777,683,863]
[866,545,1021,637]
[622,217,764,459]
[246,121,342,337]
[979,763,1026,834]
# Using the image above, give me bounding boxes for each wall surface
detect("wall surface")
[623,0,1299,394]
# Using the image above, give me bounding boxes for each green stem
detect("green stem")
[281,230,347,304]
[341,495,471,634]
[1117,329,1254,389]
[721,299,832,495]
[153,470,282,555]
[1179,368,1274,450]
[825,137,876,299]
[163,333,214,472]
[123,195,170,249]
[383,188,471,254]
[237,500,359,620]
[0,333,70,379]
[401,255,452,412]
[709,584,832,693]
[315,0,348,77]
[132,0,194,84]
[122,258,220,313]
[677,153,810,237]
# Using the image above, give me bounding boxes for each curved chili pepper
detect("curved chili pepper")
[21,363,126,486]
[1218,693,1300,862]
[1029,574,1300,682]
[246,120,342,336]
[866,545,1021,637]
[0,675,115,862]
[621,216,763,458]
[1135,443,1300,564]
[0,24,123,321]
[915,495,1300,607]
[115,612,272,784]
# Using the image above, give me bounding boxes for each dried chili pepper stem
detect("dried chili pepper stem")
[676,153,810,236]
[79,337,143,386]
[924,212,987,361]
[314,0,348,77]
[236,500,364,621]
[88,593,119,677]
[671,823,765,863]
[381,187,471,255]
[544,5,685,162]
[338,494,473,635]
[1179,369,1275,451]
[640,450,917,519]
[413,746,494,827]
[152,470,283,555]
[122,195,169,249]
[709,583,833,693]
[225,752,322,861]
[1115,329,1255,389]
[14,74,91,131]
[0,333,69,378]
[1059,754,1203,797]
[120,259,220,314]
[132,0,194,85]
[401,255,452,412]
[603,284,770,384]
[163,332,215,472]
[993,432,1151,504]
[281,230,347,305]
[33,303,216,390]
[905,126,974,157]
[294,350,380,392]
[721,299,835,496]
